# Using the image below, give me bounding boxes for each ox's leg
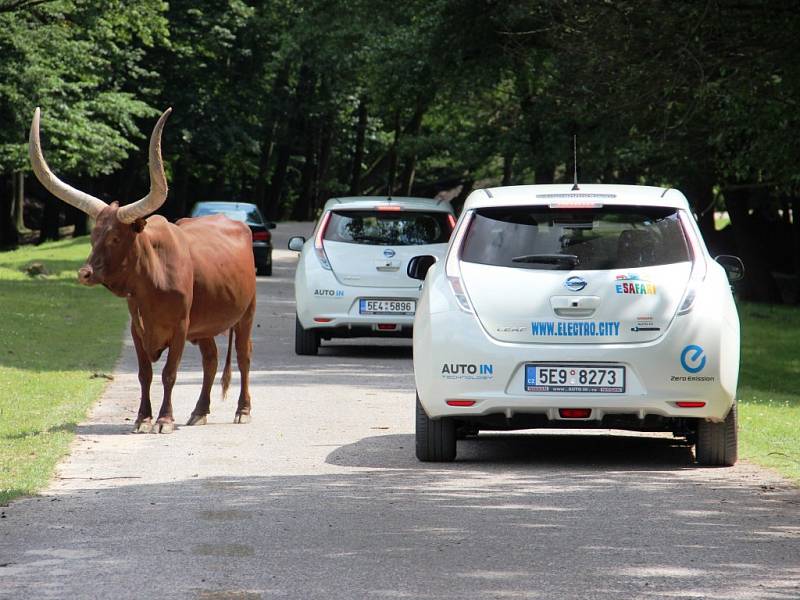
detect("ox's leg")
[154,323,188,434]
[131,324,154,434]
[233,298,255,424]
[187,337,217,426]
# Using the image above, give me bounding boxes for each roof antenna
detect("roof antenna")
[571,134,580,191]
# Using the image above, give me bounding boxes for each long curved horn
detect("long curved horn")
[117,108,172,224]
[29,108,108,218]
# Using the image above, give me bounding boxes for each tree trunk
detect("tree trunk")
[386,110,401,196]
[502,152,514,186]
[13,171,29,235]
[349,96,368,196]
[399,99,426,196]
[266,141,291,221]
[725,188,781,303]
[293,128,317,221]
[254,63,290,212]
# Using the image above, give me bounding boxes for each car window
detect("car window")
[461,206,690,270]
[193,205,264,226]
[325,210,451,246]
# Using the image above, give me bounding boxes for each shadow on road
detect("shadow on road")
[2,463,798,599]
[325,432,696,470]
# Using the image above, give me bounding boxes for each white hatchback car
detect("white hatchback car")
[289,196,455,355]
[409,184,744,465]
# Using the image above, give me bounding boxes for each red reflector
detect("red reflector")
[559,408,592,418]
[377,324,397,330]
[252,231,269,242]
[376,205,402,211]
[313,317,332,323]
[676,401,706,408]
[446,400,476,407]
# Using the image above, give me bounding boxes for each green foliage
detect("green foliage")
[738,302,800,482]
[0,237,128,505]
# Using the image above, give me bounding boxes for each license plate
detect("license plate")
[359,299,416,315]
[525,364,625,393]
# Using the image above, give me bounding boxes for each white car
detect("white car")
[409,184,744,465]
[289,196,455,355]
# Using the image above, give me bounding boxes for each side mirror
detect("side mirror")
[266,222,277,230]
[288,236,306,252]
[715,255,745,282]
[407,255,437,280]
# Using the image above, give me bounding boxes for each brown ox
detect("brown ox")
[29,108,256,433]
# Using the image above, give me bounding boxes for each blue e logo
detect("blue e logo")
[680,345,706,374]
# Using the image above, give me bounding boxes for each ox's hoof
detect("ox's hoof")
[153,420,175,434]
[186,414,207,426]
[133,419,153,434]
[234,413,251,424]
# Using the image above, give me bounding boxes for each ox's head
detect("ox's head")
[29,108,172,293]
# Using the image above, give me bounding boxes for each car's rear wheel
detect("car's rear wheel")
[415,393,456,462]
[295,314,319,355]
[695,403,738,466]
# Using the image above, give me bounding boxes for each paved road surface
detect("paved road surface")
[1,222,799,599]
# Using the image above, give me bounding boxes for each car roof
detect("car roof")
[192,201,259,211]
[464,184,691,211]
[322,196,454,213]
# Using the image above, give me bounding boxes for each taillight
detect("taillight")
[446,214,456,230]
[314,211,333,270]
[252,230,269,242]
[677,210,707,315]
[446,400,476,407]
[445,211,474,313]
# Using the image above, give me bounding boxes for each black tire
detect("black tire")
[695,403,738,466]
[415,393,456,462]
[295,314,319,355]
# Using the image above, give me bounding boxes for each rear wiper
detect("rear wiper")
[511,253,579,267]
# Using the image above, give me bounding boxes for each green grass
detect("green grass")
[0,238,128,505]
[738,302,800,483]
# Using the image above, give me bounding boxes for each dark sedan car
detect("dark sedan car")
[190,201,276,275]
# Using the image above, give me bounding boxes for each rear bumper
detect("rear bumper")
[253,242,271,265]
[414,278,739,424]
[296,279,420,334]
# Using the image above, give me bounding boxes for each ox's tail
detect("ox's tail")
[221,328,233,401]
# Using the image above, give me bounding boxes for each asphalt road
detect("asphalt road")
[1,222,799,600]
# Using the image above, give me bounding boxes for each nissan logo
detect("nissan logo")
[383,248,396,258]
[564,276,587,292]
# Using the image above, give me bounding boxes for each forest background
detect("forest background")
[0,0,798,303]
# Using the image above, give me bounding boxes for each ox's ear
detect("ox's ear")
[131,218,147,233]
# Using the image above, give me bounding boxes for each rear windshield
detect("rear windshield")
[324,210,452,246]
[461,206,691,270]
[193,206,264,226]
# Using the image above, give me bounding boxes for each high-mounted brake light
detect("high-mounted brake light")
[548,202,603,209]
[445,211,474,313]
[377,205,402,211]
[314,211,333,270]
